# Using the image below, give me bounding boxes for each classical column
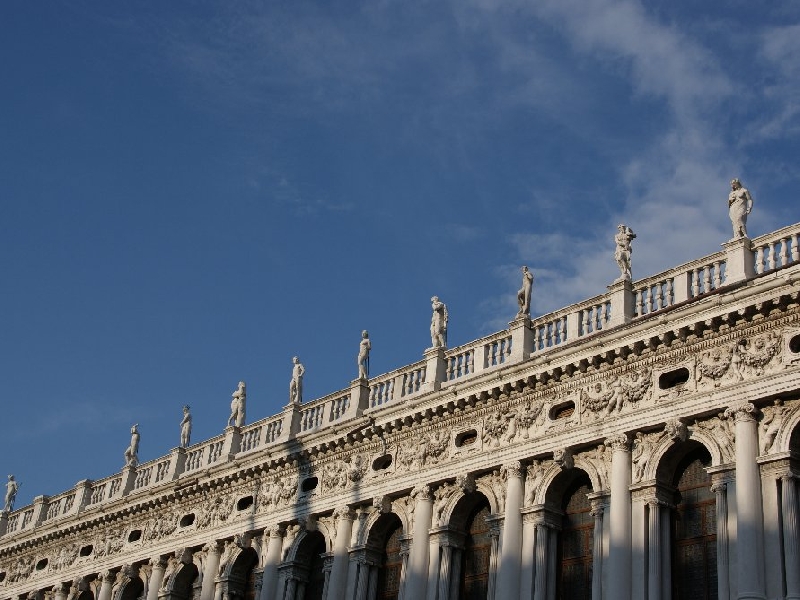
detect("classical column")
[353,556,370,600]
[660,504,671,600]
[200,543,222,600]
[711,482,730,600]
[146,557,167,600]
[606,433,631,600]
[486,516,502,600]
[533,521,551,600]
[437,543,453,600]
[284,577,297,600]
[448,547,463,600]
[97,571,115,600]
[403,485,433,600]
[397,538,411,600]
[321,555,334,600]
[725,402,766,600]
[495,461,524,600]
[325,506,355,600]
[782,474,800,600]
[520,511,537,600]
[590,498,606,600]
[647,500,662,600]
[52,584,67,600]
[260,527,285,600]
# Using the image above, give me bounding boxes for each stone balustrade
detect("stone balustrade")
[4,221,800,539]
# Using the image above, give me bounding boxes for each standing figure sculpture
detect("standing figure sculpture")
[614,224,636,281]
[180,405,192,448]
[124,424,140,467]
[4,475,19,512]
[728,178,754,239]
[357,330,371,380]
[516,266,534,317]
[430,296,448,348]
[289,357,305,404]
[228,381,246,427]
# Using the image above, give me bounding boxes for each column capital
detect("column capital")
[710,482,728,494]
[724,401,757,422]
[101,570,116,583]
[501,460,524,479]
[411,483,432,501]
[605,432,630,452]
[203,540,223,555]
[149,556,167,569]
[266,524,286,538]
[333,505,355,521]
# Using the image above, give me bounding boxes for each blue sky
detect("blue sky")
[2,1,799,506]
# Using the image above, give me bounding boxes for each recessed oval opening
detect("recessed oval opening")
[180,513,195,527]
[301,477,318,493]
[35,559,48,571]
[790,334,800,354]
[550,401,575,420]
[236,495,254,511]
[455,430,478,447]
[128,529,142,543]
[372,455,392,470]
[659,367,690,390]
[79,545,93,557]
[0,572,6,583]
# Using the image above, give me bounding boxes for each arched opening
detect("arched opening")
[162,562,200,600]
[293,531,326,600]
[118,575,144,600]
[556,472,593,600]
[220,547,257,600]
[671,446,716,600]
[449,493,492,600]
[76,590,94,600]
[364,513,404,600]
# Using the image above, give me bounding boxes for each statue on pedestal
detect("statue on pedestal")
[614,224,636,281]
[358,331,371,380]
[289,357,305,404]
[516,266,534,317]
[228,381,246,427]
[124,425,140,467]
[430,296,448,348]
[4,475,19,512]
[728,178,754,239]
[180,406,192,448]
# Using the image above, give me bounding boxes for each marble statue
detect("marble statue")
[728,178,754,239]
[516,266,534,317]
[228,381,246,428]
[124,425,140,467]
[289,357,305,404]
[180,405,192,448]
[614,224,636,281]
[430,296,448,348]
[4,475,19,512]
[358,330,371,380]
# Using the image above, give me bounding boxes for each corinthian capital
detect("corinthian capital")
[411,483,432,501]
[501,461,524,479]
[605,432,630,452]
[723,401,757,422]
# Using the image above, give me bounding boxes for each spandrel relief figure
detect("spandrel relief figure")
[614,224,636,281]
[228,381,246,427]
[358,330,371,380]
[4,474,19,512]
[430,296,448,348]
[289,356,305,404]
[728,178,754,239]
[124,424,140,467]
[516,266,534,317]
[180,405,192,448]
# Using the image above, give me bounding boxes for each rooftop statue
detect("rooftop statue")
[228,381,246,428]
[124,424,140,467]
[358,330,371,380]
[289,356,305,404]
[180,405,192,448]
[614,224,636,281]
[430,296,448,349]
[728,178,754,239]
[4,475,19,512]
[516,266,534,317]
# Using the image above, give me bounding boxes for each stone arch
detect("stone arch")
[365,512,403,550]
[389,497,414,536]
[448,489,492,532]
[472,477,504,515]
[572,455,605,493]
[543,467,594,511]
[218,546,257,600]
[112,568,144,600]
[652,437,716,486]
[775,402,800,453]
[159,561,199,600]
[531,462,564,506]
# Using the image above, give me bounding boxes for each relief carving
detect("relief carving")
[196,493,235,529]
[731,333,781,380]
[516,396,546,439]
[257,474,298,513]
[760,400,787,454]
[693,413,735,463]
[396,428,450,472]
[482,410,514,447]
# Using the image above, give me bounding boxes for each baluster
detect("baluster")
[779,238,789,267]
[792,234,799,262]
[712,261,721,288]
[467,350,474,374]
[655,283,663,310]
[369,386,377,408]
[768,242,777,270]
[756,247,765,274]
[635,289,643,317]
[581,309,589,335]
[690,269,699,296]
[555,319,563,344]
[545,323,553,347]
[643,287,652,315]
[665,279,674,306]
[702,267,711,293]
[561,316,568,342]
[446,358,454,381]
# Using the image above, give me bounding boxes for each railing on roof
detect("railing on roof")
[4,222,800,537]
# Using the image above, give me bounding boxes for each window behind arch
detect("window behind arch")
[557,482,593,600]
[460,502,491,600]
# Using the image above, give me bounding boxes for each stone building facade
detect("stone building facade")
[2,223,800,600]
